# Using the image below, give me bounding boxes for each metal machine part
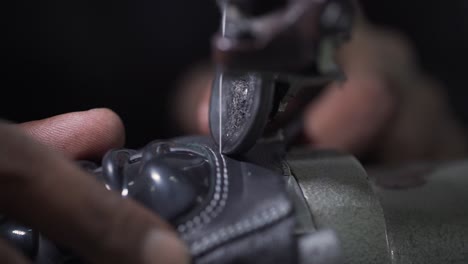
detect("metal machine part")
[286,149,468,264]
[209,0,355,155]
[212,0,354,73]
[371,163,468,264]
[209,69,276,154]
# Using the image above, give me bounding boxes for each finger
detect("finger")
[173,63,213,135]
[0,238,31,264]
[0,123,189,264]
[303,74,396,155]
[197,87,212,136]
[18,108,125,160]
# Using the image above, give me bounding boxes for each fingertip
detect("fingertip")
[143,230,190,264]
[87,108,126,148]
[19,108,126,159]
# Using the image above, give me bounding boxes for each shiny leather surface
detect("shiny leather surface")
[0,136,298,264]
[124,151,211,221]
[162,137,297,264]
[0,218,38,259]
[94,137,297,263]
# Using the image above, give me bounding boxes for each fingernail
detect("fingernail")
[143,230,190,264]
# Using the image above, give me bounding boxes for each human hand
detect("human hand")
[0,108,189,264]
[173,15,467,164]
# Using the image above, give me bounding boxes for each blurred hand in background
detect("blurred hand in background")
[173,4,468,165]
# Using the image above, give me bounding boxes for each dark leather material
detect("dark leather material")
[0,136,298,264]
[98,136,298,264]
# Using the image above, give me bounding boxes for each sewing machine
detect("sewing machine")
[207,1,468,263]
[2,0,468,263]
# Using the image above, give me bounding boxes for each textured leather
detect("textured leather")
[0,136,298,264]
[98,136,298,264]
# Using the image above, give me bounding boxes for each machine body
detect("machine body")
[1,1,467,263]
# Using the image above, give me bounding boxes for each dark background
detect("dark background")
[1,0,468,148]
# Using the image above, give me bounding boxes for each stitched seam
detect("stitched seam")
[178,148,228,233]
[190,201,292,256]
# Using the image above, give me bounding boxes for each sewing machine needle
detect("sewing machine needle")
[219,1,227,153]
[218,72,223,153]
